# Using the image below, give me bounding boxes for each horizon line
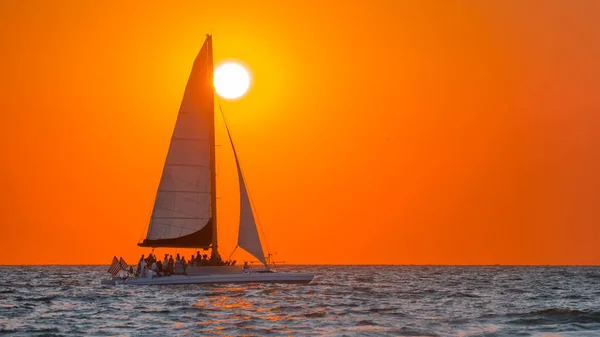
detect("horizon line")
[1,263,599,267]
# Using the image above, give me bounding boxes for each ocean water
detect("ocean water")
[0,266,599,336]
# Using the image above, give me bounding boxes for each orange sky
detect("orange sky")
[1,1,599,265]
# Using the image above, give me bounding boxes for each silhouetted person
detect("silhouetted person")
[138,255,146,276]
[156,260,163,277]
[145,253,154,266]
[168,255,174,275]
[174,256,184,275]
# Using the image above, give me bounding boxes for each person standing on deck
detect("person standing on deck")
[156,260,163,277]
[147,253,156,266]
[138,255,146,277]
[150,261,158,278]
[168,255,174,275]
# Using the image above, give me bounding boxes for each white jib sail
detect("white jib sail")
[225,122,267,265]
[235,159,267,265]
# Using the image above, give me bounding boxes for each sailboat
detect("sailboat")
[101,35,314,285]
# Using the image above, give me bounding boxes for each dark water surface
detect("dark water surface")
[0,265,599,336]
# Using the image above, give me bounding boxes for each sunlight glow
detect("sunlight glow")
[214,62,250,99]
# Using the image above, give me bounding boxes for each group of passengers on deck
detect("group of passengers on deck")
[135,251,238,277]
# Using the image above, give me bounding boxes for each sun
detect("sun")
[213,62,250,99]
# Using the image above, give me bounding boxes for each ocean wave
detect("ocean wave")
[357,319,378,325]
[507,308,600,325]
[352,285,375,292]
[393,326,440,336]
[15,295,58,303]
[140,309,171,314]
[22,327,61,334]
[450,291,481,298]
[303,311,327,318]
[368,307,394,313]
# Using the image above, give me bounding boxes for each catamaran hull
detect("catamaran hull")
[101,272,314,286]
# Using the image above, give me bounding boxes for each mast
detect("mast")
[206,35,218,254]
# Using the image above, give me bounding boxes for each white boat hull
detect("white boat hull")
[101,272,314,286]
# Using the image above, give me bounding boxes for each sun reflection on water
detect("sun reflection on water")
[188,285,302,334]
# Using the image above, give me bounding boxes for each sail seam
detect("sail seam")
[153,205,204,217]
[164,163,207,168]
[159,193,209,206]
[172,137,208,141]
[158,190,209,193]
[152,217,208,220]
[150,223,208,229]
[159,176,208,189]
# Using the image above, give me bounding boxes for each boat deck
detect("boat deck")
[101,271,314,286]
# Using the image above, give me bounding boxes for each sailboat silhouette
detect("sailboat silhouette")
[101,35,314,285]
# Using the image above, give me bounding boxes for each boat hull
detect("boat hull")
[101,272,314,286]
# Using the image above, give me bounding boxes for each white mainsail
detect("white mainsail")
[146,112,211,240]
[141,36,215,247]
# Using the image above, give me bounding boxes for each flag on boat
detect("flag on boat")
[107,256,121,276]
[119,257,129,270]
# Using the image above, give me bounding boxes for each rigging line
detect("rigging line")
[226,245,239,262]
[140,207,153,243]
[218,103,272,256]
